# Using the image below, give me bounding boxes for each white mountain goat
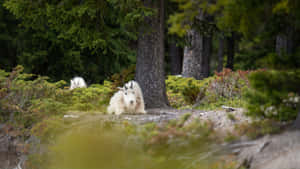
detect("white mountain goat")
[107,81,146,115]
[70,77,87,90]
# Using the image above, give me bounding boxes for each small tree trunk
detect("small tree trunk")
[293,110,300,129]
[217,36,224,72]
[276,34,288,56]
[293,88,300,129]
[182,29,212,80]
[169,42,183,75]
[276,27,294,57]
[226,33,235,70]
[135,0,169,108]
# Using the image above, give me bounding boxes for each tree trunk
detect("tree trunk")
[135,0,169,109]
[276,27,294,57]
[276,27,298,128]
[169,42,183,75]
[293,88,300,129]
[226,34,235,70]
[293,110,300,129]
[217,36,224,72]
[182,29,212,80]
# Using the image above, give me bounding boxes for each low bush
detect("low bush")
[245,69,300,121]
[0,66,114,129]
[0,66,68,127]
[69,81,113,111]
[166,75,212,107]
[166,69,250,109]
[208,69,249,100]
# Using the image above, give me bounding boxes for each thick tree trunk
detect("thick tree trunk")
[182,29,212,80]
[226,34,235,70]
[217,36,224,72]
[135,0,169,109]
[169,42,183,75]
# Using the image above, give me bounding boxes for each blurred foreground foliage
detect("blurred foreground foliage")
[27,114,237,169]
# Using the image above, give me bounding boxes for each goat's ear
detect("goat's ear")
[130,81,133,89]
[117,87,124,91]
[124,86,128,90]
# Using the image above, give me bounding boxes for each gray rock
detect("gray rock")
[0,134,9,152]
[230,130,300,169]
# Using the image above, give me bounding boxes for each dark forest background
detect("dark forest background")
[1,0,298,83]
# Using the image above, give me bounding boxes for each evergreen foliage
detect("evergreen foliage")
[1,0,152,82]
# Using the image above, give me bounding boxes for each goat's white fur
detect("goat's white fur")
[107,81,146,115]
[70,77,87,90]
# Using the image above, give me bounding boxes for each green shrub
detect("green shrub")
[0,66,114,129]
[166,69,251,109]
[0,66,68,125]
[245,69,300,121]
[69,81,113,112]
[256,52,300,70]
[166,75,212,107]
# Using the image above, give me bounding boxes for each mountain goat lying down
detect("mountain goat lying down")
[107,81,146,115]
[70,77,87,90]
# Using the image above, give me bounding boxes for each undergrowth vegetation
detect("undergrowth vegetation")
[166,69,250,110]
[245,69,300,121]
[1,65,298,169]
[0,65,114,129]
[1,65,296,142]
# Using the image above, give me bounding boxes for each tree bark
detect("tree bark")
[293,88,300,129]
[293,110,300,129]
[169,42,183,75]
[182,29,212,80]
[217,36,224,72]
[226,34,235,70]
[276,27,298,128]
[135,0,169,109]
[182,10,212,80]
[276,27,294,57]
